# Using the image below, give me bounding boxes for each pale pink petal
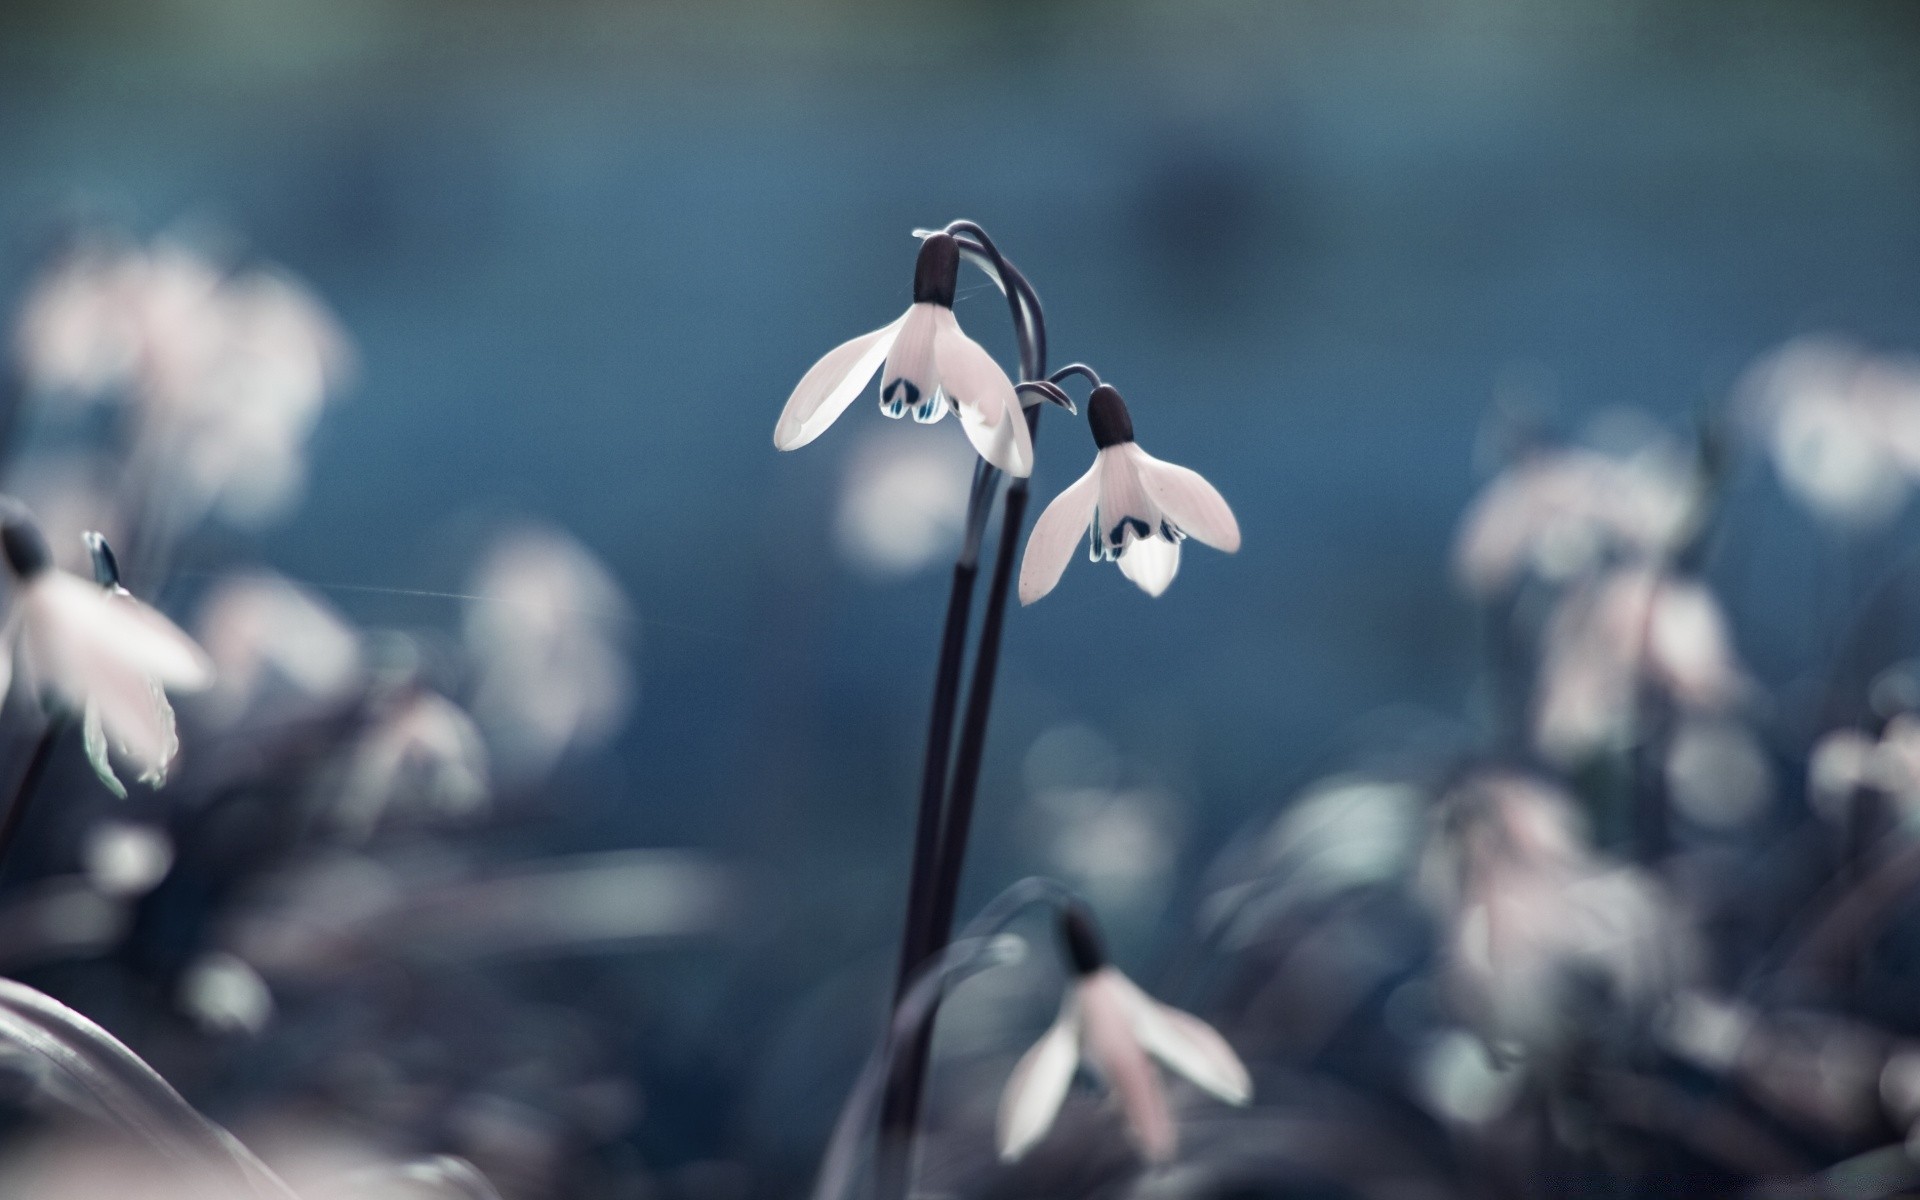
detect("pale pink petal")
[773,315,905,450]
[996,1001,1082,1162]
[1018,462,1102,605]
[1128,445,1240,552]
[1648,580,1742,708]
[932,309,1032,477]
[1081,969,1176,1163]
[1117,534,1181,597]
[29,574,213,692]
[878,304,941,421]
[1111,974,1251,1105]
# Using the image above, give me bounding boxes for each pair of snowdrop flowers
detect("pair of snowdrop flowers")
[774,231,1239,599]
[997,906,1251,1165]
[0,515,212,796]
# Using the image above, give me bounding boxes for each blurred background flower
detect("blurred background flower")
[2,2,1920,1198]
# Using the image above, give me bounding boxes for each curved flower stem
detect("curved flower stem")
[821,878,1075,1200]
[0,716,67,878]
[877,224,1050,1200]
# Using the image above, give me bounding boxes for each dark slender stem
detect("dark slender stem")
[0,719,64,877]
[889,562,978,1005]
[927,408,1041,953]
[891,460,1001,1001]
[877,225,1050,1199]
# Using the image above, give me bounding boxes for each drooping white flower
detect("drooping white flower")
[773,232,1032,477]
[1533,565,1747,764]
[1739,336,1920,526]
[1018,385,1239,602]
[1452,442,1697,596]
[0,520,213,795]
[997,907,1250,1165]
[465,525,633,777]
[193,571,363,726]
[1809,715,1920,827]
[1420,773,1693,1057]
[11,236,147,400]
[333,687,489,839]
[11,234,353,528]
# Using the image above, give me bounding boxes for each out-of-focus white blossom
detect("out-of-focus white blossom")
[465,526,632,777]
[0,518,211,795]
[334,690,488,839]
[1421,773,1693,1057]
[11,234,352,528]
[1664,716,1773,830]
[1414,1028,1523,1126]
[1740,336,1920,526]
[178,951,274,1036]
[833,430,973,577]
[1453,442,1697,596]
[1534,566,1747,763]
[1809,715,1920,826]
[194,572,362,726]
[82,821,174,899]
[998,907,1250,1164]
[11,237,147,400]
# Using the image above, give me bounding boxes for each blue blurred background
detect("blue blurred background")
[2,1,1919,1194]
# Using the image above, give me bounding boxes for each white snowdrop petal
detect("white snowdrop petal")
[1018,463,1102,605]
[1130,446,1240,552]
[81,702,127,800]
[1081,971,1177,1163]
[996,1004,1082,1162]
[86,659,179,778]
[1095,446,1154,555]
[774,316,905,450]
[1114,976,1251,1105]
[878,304,941,421]
[35,575,214,692]
[0,616,15,707]
[1117,535,1181,597]
[933,310,1032,477]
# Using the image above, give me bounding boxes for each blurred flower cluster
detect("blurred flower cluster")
[864,337,1920,1200]
[0,228,727,1199]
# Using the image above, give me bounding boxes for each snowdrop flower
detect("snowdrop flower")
[997,906,1250,1165]
[0,519,212,795]
[1018,385,1239,602]
[1810,715,1920,826]
[1534,565,1747,764]
[1453,443,1697,596]
[1421,773,1692,1057]
[334,687,489,839]
[1740,336,1920,526]
[194,571,363,727]
[11,236,147,400]
[773,232,1033,476]
[465,525,633,776]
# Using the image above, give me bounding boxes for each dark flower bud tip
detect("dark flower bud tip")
[1,519,50,580]
[1059,904,1107,976]
[1087,385,1135,450]
[85,531,120,588]
[912,233,960,308]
